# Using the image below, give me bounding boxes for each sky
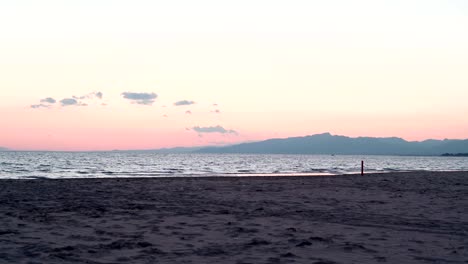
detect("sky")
[1,0,467,151]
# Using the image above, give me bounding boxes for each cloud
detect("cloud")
[185,110,192,114]
[31,92,100,109]
[174,100,195,106]
[31,97,56,109]
[40,97,56,104]
[30,104,50,109]
[122,92,158,105]
[192,125,237,135]
[211,109,221,114]
[60,98,87,106]
[73,91,103,100]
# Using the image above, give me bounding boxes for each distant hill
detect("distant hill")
[0,147,10,152]
[196,133,468,156]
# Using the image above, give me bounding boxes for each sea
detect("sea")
[1,151,467,179]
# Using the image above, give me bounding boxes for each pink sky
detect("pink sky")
[1,1,467,151]
[2,104,467,151]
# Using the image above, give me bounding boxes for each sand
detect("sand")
[0,171,467,264]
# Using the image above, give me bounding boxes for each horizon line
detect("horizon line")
[2,132,467,152]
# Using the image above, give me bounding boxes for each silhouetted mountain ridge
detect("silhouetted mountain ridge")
[197,133,468,155]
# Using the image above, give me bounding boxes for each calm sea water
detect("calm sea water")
[0,151,467,179]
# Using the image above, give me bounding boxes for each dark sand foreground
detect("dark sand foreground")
[0,172,467,264]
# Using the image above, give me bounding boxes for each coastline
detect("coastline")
[1,171,467,263]
[3,169,468,180]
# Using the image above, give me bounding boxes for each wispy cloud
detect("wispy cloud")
[31,97,56,109]
[73,91,104,100]
[122,92,158,105]
[30,104,50,109]
[174,100,195,106]
[60,98,87,106]
[192,125,237,135]
[40,97,56,104]
[185,110,192,114]
[31,92,102,109]
[211,109,221,114]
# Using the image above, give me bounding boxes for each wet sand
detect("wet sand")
[0,171,467,264]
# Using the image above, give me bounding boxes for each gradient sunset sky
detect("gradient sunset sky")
[1,0,467,151]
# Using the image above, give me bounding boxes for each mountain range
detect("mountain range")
[196,133,468,156]
[2,133,468,155]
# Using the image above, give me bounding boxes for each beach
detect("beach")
[0,171,467,264]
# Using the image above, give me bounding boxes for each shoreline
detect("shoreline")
[3,170,468,180]
[1,171,467,263]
